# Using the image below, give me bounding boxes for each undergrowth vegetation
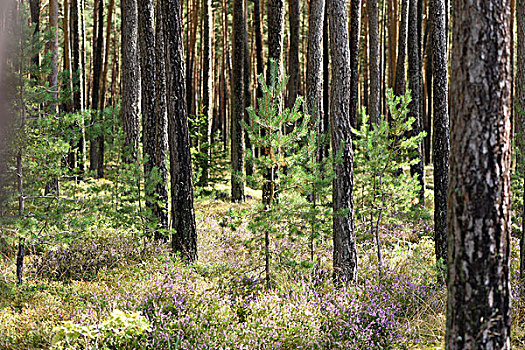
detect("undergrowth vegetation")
[2,90,525,349]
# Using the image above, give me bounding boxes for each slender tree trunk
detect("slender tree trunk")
[322,3,330,159]
[89,0,105,178]
[263,0,284,205]
[328,0,357,283]
[99,0,115,110]
[45,0,59,195]
[121,0,140,162]
[407,0,424,203]
[349,0,361,129]
[71,0,86,173]
[164,0,198,262]
[254,0,264,99]
[253,0,264,159]
[424,18,432,165]
[430,0,448,267]
[154,1,169,232]
[231,0,245,202]
[446,0,512,347]
[307,0,325,160]
[243,2,253,177]
[63,0,72,115]
[287,0,300,108]
[394,0,408,97]
[64,0,76,169]
[29,0,40,70]
[368,0,380,124]
[199,0,212,185]
[138,0,159,234]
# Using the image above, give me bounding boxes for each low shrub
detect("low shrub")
[32,236,164,281]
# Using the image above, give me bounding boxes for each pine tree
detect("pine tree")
[446,0,512,347]
[328,0,357,283]
[164,0,198,262]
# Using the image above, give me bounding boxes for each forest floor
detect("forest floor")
[1,169,525,349]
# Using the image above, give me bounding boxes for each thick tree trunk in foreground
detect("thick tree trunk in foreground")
[446,0,512,347]
[328,0,357,283]
[517,0,525,286]
[430,0,449,267]
[121,0,140,163]
[231,0,246,203]
[164,0,197,262]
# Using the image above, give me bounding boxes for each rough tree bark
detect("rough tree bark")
[407,0,424,203]
[138,0,161,235]
[164,0,198,262]
[200,0,212,185]
[322,3,330,159]
[243,2,253,177]
[154,1,169,231]
[231,0,246,202]
[367,0,380,124]
[71,0,86,172]
[263,0,284,205]
[446,0,512,347]
[328,0,357,283]
[45,0,59,194]
[430,0,449,268]
[517,0,525,286]
[287,0,300,108]
[89,0,105,178]
[348,0,361,129]
[393,0,408,97]
[121,0,140,162]
[307,0,324,159]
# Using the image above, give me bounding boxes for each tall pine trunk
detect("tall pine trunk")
[154,2,169,231]
[430,0,449,268]
[287,0,300,109]
[231,0,246,202]
[393,0,408,97]
[328,0,357,283]
[89,0,105,178]
[307,0,325,160]
[367,0,380,124]
[517,0,525,287]
[200,0,212,185]
[263,0,284,205]
[348,0,361,129]
[121,0,140,162]
[164,0,198,262]
[446,0,512,347]
[407,0,424,203]
[138,0,159,235]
